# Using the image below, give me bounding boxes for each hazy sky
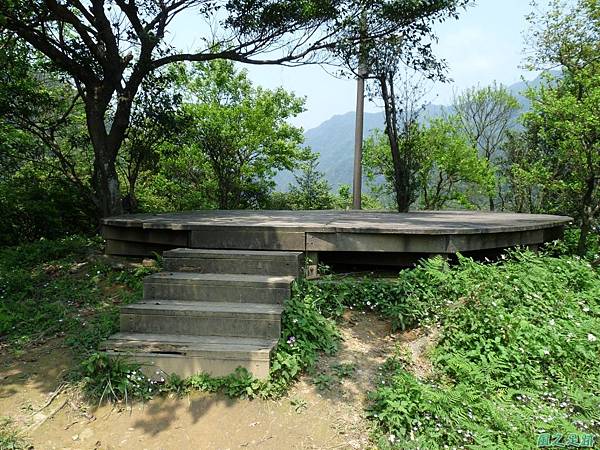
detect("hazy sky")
[169,0,541,130]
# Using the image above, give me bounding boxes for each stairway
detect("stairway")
[102,249,304,379]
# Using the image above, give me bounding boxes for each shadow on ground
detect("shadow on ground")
[0,311,400,449]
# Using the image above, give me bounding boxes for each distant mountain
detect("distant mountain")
[275,72,556,191]
[298,110,385,190]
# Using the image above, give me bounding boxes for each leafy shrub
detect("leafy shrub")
[0,167,95,247]
[186,367,263,398]
[0,418,30,450]
[544,227,600,260]
[297,257,451,331]
[368,251,600,449]
[80,353,153,403]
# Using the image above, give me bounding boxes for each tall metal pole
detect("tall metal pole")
[352,74,365,210]
[352,11,367,211]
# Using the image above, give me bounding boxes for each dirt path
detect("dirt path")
[0,312,397,449]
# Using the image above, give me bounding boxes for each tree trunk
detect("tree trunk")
[578,212,591,256]
[577,175,596,256]
[122,186,139,214]
[395,165,411,213]
[85,97,123,218]
[379,73,411,213]
[93,158,122,217]
[85,82,140,218]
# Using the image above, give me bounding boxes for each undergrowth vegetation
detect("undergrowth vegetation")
[0,236,149,355]
[2,236,599,450]
[0,418,30,450]
[368,251,600,449]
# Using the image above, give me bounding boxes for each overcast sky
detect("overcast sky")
[169,0,541,130]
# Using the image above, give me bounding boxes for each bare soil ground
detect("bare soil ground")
[0,311,406,450]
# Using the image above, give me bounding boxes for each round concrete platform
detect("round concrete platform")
[101,210,572,257]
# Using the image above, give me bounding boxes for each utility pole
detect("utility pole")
[352,16,367,210]
[352,72,365,210]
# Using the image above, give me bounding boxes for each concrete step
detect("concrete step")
[120,301,282,339]
[143,272,294,304]
[163,248,305,277]
[102,333,276,379]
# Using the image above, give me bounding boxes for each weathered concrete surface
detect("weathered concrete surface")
[104,247,298,379]
[190,228,306,251]
[120,301,283,339]
[305,227,563,252]
[163,249,304,277]
[103,210,571,234]
[103,333,276,378]
[143,272,295,304]
[102,210,571,256]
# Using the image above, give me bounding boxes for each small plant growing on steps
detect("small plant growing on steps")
[80,353,156,404]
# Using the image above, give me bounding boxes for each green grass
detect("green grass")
[0,236,150,356]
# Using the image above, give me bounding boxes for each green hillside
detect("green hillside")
[276,73,553,191]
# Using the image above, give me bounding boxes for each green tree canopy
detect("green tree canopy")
[453,82,520,211]
[364,116,494,210]
[286,153,335,210]
[138,60,308,210]
[521,0,600,254]
[1,0,471,217]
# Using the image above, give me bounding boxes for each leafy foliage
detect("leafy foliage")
[0,418,30,450]
[285,154,336,210]
[519,69,600,254]
[0,236,148,352]
[364,116,495,210]
[296,259,450,331]
[518,0,600,254]
[3,0,460,217]
[418,116,495,209]
[0,37,95,244]
[0,166,95,246]
[136,60,308,211]
[368,251,600,449]
[453,82,520,211]
[546,227,600,261]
